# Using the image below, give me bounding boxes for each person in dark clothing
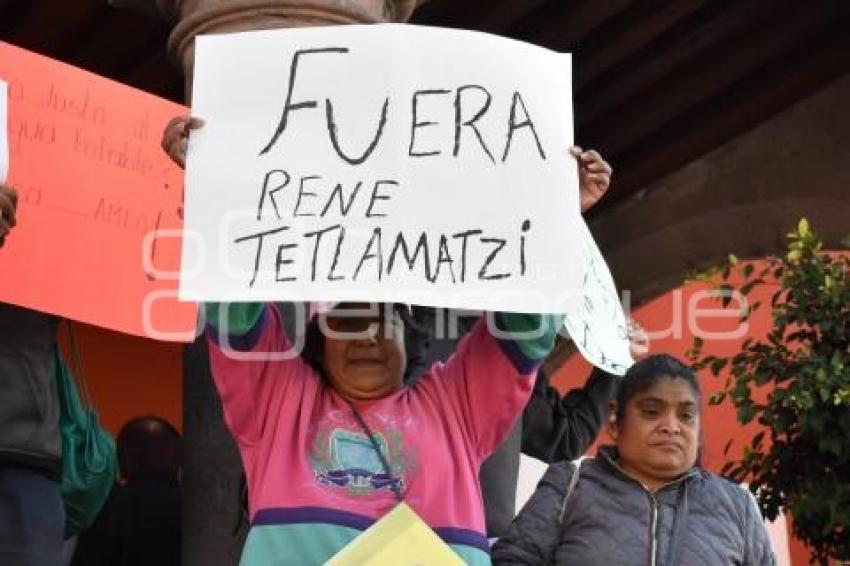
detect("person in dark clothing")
[71,416,182,566]
[491,354,776,565]
[0,182,65,566]
[115,416,182,482]
[522,366,620,463]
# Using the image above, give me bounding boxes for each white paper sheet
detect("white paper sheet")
[181,24,583,313]
[563,219,633,375]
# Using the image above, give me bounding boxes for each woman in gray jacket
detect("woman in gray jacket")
[492,354,775,566]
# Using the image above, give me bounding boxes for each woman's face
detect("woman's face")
[609,376,700,489]
[321,304,407,401]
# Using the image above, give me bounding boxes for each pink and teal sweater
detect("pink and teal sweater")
[205,304,562,565]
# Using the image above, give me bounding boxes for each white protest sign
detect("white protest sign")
[181,24,582,313]
[563,219,633,375]
[0,80,7,182]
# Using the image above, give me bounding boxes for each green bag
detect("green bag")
[53,325,117,538]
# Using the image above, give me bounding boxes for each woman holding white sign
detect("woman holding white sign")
[164,117,612,565]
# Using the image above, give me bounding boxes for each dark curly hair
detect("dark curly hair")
[299,303,431,382]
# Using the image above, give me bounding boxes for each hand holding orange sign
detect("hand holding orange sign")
[0,42,196,341]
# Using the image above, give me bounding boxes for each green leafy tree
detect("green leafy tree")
[688,219,849,564]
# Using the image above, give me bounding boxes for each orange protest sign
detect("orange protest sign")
[0,42,197,342]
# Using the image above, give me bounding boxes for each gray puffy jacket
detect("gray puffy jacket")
[492,447,775,566]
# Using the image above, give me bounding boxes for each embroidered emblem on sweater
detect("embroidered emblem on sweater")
[310,413,417,497]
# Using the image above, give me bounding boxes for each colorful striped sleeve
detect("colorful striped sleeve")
[204,302,266,350]
[203,303,305,446]
[432,312,566,460]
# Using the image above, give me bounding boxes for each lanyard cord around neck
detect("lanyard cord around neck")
[343,398,404,504]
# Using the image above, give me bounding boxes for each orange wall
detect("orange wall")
[57,321,183,437]
[551,270,815,564]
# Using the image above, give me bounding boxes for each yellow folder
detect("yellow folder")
[325,503,466,565]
